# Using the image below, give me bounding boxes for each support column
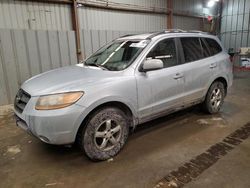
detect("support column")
[167,0,173,29]
[72,0,83,62]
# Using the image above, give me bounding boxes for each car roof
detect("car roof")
[118,29,217,41]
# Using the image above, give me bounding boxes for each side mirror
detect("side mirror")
[141,59,163,72]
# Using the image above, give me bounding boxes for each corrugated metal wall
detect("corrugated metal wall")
[0,0,72,30]
[220,0,250,51]
[0,0,75,105]
[78,7,166,32]
[0,0,167,32]
[173,16,201,30]
[0,29,77,105]
[77,0,167,32]
[0,0,219,33]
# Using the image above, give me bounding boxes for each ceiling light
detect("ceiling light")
[207,0,215,7]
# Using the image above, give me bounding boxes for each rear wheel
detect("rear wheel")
[202,81,226,114]
[77,107,129,161]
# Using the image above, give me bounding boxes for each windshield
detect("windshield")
[84,40,149,71]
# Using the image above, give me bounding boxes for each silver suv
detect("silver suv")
[14,30,233,160]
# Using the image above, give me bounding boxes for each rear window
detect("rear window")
[180,37,203,63]
[204,38,222,55]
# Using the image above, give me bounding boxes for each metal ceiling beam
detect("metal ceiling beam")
[17,0,73,4]
[173,12,205,19]
[76,0,170,15]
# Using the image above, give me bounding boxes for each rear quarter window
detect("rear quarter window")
[200,39,211,58]
[204,38,222,55]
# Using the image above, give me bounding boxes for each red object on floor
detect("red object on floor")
[233,66,250,71]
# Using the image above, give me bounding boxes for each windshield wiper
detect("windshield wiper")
[86,63,109,70]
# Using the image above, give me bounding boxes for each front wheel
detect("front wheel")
[77,107,130,161]
[202,81,226,114]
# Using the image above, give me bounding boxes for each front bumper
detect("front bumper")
[14,96,86,145]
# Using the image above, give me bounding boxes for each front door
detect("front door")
[135,37,184,123]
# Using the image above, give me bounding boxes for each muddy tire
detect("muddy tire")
[202,81,226,114]
[77,107,129,161]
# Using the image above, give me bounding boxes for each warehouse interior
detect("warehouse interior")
[0,0,250,187]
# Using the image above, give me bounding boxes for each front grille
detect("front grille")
[14,89,31,113]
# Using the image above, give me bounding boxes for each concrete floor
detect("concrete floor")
[0,72,250,188]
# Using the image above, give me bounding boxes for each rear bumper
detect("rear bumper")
[14,97,86,145]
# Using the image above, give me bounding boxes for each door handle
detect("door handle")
[173,73,184,79]
[209,63,217,68]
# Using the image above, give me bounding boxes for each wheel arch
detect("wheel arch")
[204,76,228,99]
[212,76,228,96]
[75,100,138,143]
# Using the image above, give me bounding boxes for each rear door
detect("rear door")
[178,37,217,104]
[203,38,224,77]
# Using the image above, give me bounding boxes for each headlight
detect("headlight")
[35,91,84,110]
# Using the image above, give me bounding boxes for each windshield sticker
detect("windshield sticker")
[130,40,147,48]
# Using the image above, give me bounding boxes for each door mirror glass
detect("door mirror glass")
[141,59,163,72]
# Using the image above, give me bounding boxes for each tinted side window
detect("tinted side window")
[200,38,211,58]
[146,38,178,68]
[180,37,203,63]
[204,38,222,55]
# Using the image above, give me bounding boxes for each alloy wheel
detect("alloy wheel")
[210,87,222,110]
[94,119,122,151]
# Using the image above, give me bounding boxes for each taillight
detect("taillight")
[229,55,233,62]
[229,57,232,62]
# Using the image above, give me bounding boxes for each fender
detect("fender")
[72,96,139,140]
[202,73,229,98]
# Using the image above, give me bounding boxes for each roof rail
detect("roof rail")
[119,34,136,38]
[146,29,186,39]
[187,30,210,34]
[146,29,211,39]
[165,29,186,33]
[187,30,202,33]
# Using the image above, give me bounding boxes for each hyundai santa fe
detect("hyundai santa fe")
[14,30,233,160]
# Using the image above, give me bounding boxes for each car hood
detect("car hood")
[21,64,122,96]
